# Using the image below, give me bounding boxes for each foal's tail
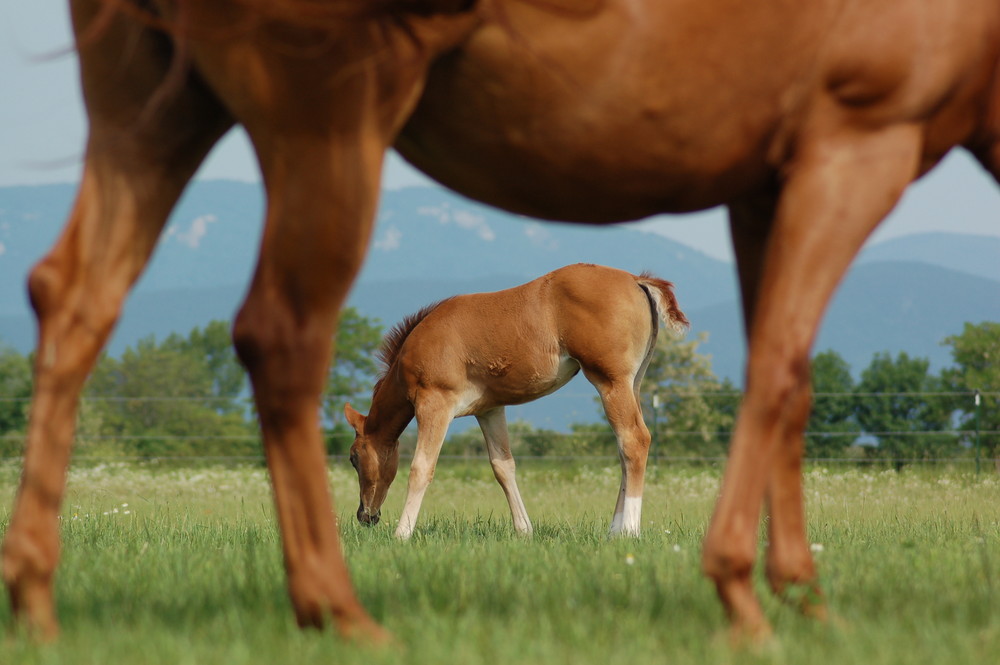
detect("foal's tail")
[636,273,690,336]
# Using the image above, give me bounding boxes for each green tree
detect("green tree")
[807,350,860,458]
[0,346,32,457]
[563,422,619,456]
[443,419,563,458]
[856,351,953,469]
[940,321,1000,459]
[85,325,255,458]
[324,307,384,453]
[164,320,246,411]
[641,332,737,458]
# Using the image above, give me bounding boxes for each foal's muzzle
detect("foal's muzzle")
[357,504,381,526]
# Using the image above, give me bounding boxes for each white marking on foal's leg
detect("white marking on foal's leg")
[621,495,642,536]
[610,495,642,537]
[395,516,416,540]
[395,480,431,540]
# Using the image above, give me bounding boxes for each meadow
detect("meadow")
[0,459,998,664]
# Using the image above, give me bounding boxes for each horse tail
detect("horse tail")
[635,273,689,336]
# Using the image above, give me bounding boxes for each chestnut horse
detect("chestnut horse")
[343,263,688,539]
[4,0,1000,643]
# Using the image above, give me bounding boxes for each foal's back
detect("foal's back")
[394,264,656,410]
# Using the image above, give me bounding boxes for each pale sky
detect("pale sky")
[3,3,998,262]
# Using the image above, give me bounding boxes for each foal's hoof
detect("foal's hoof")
[339,614,395,647]
[719,618,774,651]
[777,582,827,620]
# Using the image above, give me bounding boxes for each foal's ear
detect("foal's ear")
[344,403,366,434]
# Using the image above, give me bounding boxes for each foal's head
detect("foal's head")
[344,404,399,526]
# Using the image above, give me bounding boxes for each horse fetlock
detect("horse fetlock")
[702,535,755,583]
[609,495,642,537]
[2,536,59,640]
[768,573,827,619]
[394,519,416,540]
[288,567,373,633]
[765,549,817,594]
[2,529,58,587]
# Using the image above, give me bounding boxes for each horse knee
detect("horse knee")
[27,256,70,323]
[233,300,329,379]
[407,457,436,489]
[489,456,515,482]
[27,255,125,381]
[744,346,812,425]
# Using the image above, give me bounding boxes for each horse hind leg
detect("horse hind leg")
[763,386,827,619]
[477,408,533,536]
[587,370,651,537]
[1,3,231,639]
[703,124,922,641]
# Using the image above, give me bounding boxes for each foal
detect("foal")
[344,263,688,539]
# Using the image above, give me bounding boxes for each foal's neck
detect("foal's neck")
[366,369,415,445]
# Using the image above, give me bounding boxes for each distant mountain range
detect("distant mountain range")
[2,181,998,429]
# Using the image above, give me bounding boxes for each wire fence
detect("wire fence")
[1,391,999,471]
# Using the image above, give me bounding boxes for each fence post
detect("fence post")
[651,392,660,463]
[975,389,982,476]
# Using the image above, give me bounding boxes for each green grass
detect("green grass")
[1,461,999,663]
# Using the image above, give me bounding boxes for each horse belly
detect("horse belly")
[398,3,821,221]
[455,353,580,417]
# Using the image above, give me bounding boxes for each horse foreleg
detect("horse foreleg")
[703,123,922,641]
[231,128,389,638]
[477,408,532,536]
[1,3,230,639]
[590,375,650,537]
[395,401,452,540]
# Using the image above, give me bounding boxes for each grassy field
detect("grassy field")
[0,459,998,664]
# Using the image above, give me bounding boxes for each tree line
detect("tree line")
[1,315,999,467]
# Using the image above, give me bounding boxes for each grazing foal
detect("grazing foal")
[4,0,1000,642]
[344,264,688,539]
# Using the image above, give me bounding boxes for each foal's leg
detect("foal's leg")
[477,408,533,536]
[588,372,651,537]
[702,124,923,640]
[395,398,454,539]
[1,3,231,639]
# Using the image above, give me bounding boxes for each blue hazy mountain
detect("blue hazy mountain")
[2,181,998,429]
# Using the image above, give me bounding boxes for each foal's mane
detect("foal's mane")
[372,298,453,394]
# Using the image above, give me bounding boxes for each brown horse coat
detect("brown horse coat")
[4,0,999,642]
